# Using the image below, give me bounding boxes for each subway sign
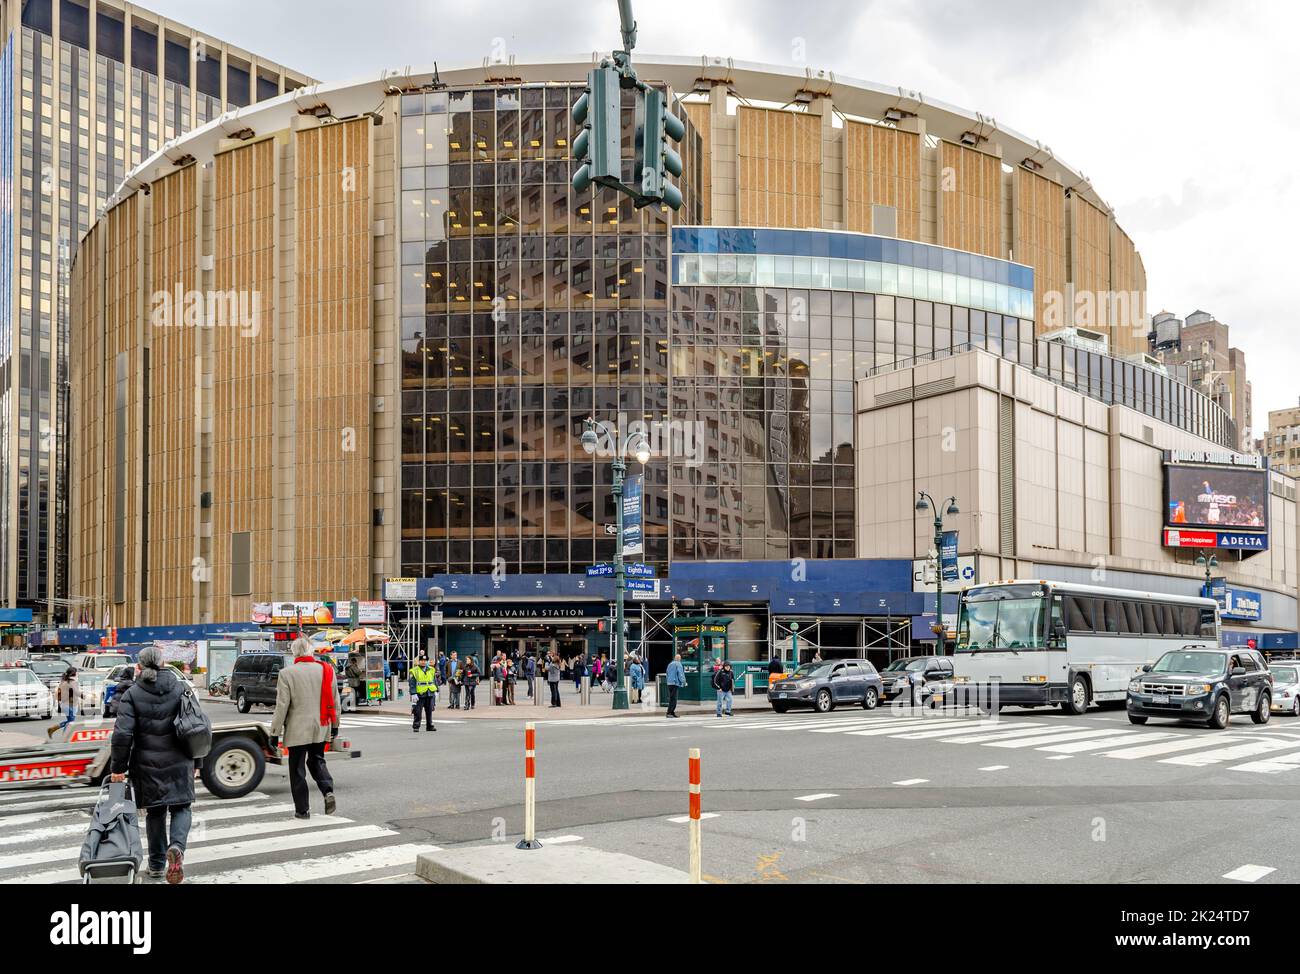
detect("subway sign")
[1163,529,1268,551]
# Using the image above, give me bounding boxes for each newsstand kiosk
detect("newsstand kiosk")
[670,616,732,702]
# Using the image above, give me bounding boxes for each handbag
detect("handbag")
[174,687,214,759]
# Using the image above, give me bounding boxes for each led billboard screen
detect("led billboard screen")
[1165,464,1269,532]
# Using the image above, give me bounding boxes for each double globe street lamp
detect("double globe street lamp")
[581,417,652,710]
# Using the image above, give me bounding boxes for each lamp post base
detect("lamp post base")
[515,839,543,850]
[612,686,629,711]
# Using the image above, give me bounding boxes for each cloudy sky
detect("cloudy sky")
[157,0,1299,435]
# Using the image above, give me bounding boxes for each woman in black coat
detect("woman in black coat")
[109,646,195,884]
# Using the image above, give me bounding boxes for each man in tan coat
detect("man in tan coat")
[270,637,341,820]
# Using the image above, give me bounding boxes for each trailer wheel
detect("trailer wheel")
[200,736,266,799]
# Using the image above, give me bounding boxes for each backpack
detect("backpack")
[79,780,144,882]
[174,686,214,759]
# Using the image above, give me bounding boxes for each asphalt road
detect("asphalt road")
[4,701,1300,883]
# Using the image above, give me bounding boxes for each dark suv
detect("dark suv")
[879,655,955,701]
[1127,647,1272,729]
[229,652,291,713]
[768,659,883,714]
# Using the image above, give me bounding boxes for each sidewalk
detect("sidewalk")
[204,681,773,722]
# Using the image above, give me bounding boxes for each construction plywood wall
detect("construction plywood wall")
[294,118,373,600]
[938,141,1002,258]
[211,138,277,623]
[146,165,199,626]
[1013,167,1067,334]
[843,120,921,240]
[736,106,822,229]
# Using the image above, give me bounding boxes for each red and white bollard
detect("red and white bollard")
[688,748,702,883]
[517,722,542,849]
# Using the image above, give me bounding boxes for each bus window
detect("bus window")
[1120,601,1142,635]
[1160,604,1179,636]
[1141,602,1161,635]
[1103,600,1122,634]
[1065,596,1094,632]
[1198,607,1217,638]
[1049,596,1066,647]
[1179,606,1199,637]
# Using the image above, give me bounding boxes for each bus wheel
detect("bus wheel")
[1061,675,1089,715]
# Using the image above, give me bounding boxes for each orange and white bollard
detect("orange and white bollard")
[688,748,702,883]
[517,722,542,849]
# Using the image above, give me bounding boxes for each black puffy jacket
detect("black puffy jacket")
[109,668,196,808]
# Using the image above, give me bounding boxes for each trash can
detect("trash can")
[656,674,668,708]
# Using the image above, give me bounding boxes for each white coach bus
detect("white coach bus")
[952,580,1220,714]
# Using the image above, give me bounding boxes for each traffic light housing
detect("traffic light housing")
[572,64,622,194]
[637,86,684,210]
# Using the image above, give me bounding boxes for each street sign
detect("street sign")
[628,578,660,600]
[625,563,656,578]
[603,523,618,536]
[586,563,614,577]
[429,611,444,626]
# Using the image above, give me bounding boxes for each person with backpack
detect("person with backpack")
[270,637,341,820]
[108,646,194,884]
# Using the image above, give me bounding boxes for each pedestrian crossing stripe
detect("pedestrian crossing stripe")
[0,801,298,848]
[187,843,441,885]
[5,823,398,885]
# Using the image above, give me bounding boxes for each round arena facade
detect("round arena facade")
[66,56,1296,661]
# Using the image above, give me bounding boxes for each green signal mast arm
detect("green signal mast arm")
[617,0,638,54]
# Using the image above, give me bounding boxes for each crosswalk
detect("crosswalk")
[0,787,437,884]
[691,710,1300,774]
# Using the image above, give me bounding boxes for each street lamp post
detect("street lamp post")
[582,418,651,711]
[915,491,960,654]
[1195,552,1220,594]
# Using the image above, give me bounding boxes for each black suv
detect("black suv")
[768,659,884,714]
[229,652,291,713]
[1128,647,1272,729]
[879,655,955,701]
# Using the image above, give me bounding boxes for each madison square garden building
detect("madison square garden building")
[65,57,1300,670]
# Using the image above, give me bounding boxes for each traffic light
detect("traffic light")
[571,64,622,194]
[636,86,685,210]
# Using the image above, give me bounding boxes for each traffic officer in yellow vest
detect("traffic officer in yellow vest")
[410,654,438,733]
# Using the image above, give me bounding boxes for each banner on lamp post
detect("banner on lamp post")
[622,474,644,558]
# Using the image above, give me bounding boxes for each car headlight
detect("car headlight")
[797,680,814,690]
[1128,680,1142,693]
[1186,684,1212,695]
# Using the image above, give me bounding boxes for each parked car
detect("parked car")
[768,659,883,713]
[1267,660,1300,716]
[74,670,110,716]
[0,667,53,720]
[879,655,955,702]
[1128,647,1272,729]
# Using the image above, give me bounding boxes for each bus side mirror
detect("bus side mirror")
[1052,622,1067,640]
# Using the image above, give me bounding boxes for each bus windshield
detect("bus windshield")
[957,595,1046,652]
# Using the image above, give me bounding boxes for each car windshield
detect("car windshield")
[79,671,107,684]
[0,670,37,686]
[26,661,65,676]
[957,597,1046,651]
[1151,651,1226,676]
[1269,666,1297,684]
[883,659,926,672]
[790,664,831,679]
